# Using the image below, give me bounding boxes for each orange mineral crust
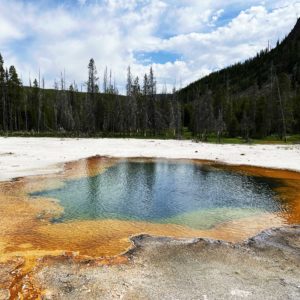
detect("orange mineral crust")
[0,157,299,262]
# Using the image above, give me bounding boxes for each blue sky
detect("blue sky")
[0,0,299,93]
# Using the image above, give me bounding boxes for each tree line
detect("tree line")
[181,70,300,142]
[0,19,300,140]
[179,19,300,141]
[0,55,181,137]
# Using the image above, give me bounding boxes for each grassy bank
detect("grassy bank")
[0,130,299,144]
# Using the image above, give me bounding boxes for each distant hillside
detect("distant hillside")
[179,19,300,100]
[178,19,300,141]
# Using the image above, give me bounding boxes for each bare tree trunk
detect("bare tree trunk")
[2,94,5,131]
[25,102,28,131]
[276,75,287,142]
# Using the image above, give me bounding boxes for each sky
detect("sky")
[0,0,300,93]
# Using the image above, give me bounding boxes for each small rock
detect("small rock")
[230,289,252,297]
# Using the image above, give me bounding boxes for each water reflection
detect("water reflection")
[31,160,282,229]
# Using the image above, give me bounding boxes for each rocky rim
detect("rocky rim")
[1,225,298,300]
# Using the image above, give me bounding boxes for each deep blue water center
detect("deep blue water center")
[31,160,281,229]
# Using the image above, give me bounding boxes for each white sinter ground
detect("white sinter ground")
[0,137,299,181]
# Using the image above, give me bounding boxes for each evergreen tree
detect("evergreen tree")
[126,66,132,96]
[87,58,98,94]
[86,58,98,131]
[0,54,6,131]
[7,66,22,131]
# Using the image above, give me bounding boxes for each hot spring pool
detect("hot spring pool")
[30,160,283,230]
[1,157,299,259]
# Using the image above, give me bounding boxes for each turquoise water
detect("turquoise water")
[31,160,281,229]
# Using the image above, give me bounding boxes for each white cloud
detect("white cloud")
[0,0,299,93]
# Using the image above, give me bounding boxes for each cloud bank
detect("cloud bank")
[0,0,299,93]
